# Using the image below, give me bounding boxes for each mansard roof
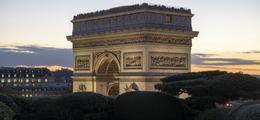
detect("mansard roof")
[73,3,192,20]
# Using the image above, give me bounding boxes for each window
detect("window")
[7,79,11,83]
[14,74,17,77]
[38,79,41,82]
[1,79,4,83]
[44,79,48,82]
[2,74,4,77]
[26,79,29,83]
[165,15,172,23]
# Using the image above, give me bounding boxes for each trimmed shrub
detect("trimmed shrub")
[229,101,260,120]
[195,108,230,120]
[29,92,115,120]
[56,92,114,120]
[30,97,59,120]
[11,96,32,120]
[114,91,194,120]
[0,102,15,120]
[0,93,18,112]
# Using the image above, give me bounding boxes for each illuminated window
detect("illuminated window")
[38,79,41,82]
[26,74,29,77]
[20,79,24,83]
[8,74,10,77]
[26,79,29,83]
[7,79,11,83]
[14,74,17,77]
[44,79,48,82]
[1,79,4,83]
[2,74,4,77]
[32,74,34,77]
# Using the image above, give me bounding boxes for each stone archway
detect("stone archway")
[95,52,120,96]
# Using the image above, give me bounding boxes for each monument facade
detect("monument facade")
[67,3,198,96]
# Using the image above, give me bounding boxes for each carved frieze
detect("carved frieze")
[123,52,143,69]
[149,52,188,70]
[75,55,91,71]
[73,36,191,48]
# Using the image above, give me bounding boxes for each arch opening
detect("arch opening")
[95,54,120,96]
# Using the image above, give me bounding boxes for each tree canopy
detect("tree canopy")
[155,71,260,110]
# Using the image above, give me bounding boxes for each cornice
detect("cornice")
[67,28,199,42]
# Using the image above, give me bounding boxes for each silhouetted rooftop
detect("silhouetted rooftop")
[73,3,191,20]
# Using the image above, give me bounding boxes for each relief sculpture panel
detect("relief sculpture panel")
[75,55,91,71]
[149,52,188,69]
[123,52,143,69]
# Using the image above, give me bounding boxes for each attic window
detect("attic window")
[165,15,172,23]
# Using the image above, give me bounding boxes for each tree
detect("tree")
[155,71,260,111]
[114,91,195,120]
[0,102,15,120]
[29,92,114,120]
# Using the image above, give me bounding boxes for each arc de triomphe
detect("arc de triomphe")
[67,3,198,96]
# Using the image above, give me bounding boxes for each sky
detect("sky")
[0,0,260,74]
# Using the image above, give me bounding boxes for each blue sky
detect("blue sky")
[0,0,259,51]
[0,0,260,74]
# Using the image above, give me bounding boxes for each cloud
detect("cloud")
[192,53,216,57]
[1,46,260,68]
[192,53,260,66]
[242,50,260,54]
[0,45,72,67]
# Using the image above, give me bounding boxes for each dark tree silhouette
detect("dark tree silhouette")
[155,71,260,111]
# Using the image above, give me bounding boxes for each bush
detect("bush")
[0,93,18,112]
[0,102,15,120]
[161,70,227,82]
[56,92,114,120]
[114,91,194,120]
[156,72,260,111]
[30,97,59,120]
[29,92,115,120]
[229,101,260,120]
[11,96,32,120]
[195,108,230,120]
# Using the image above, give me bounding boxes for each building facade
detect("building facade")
[0,67,71,97]
[67,3,199,96]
